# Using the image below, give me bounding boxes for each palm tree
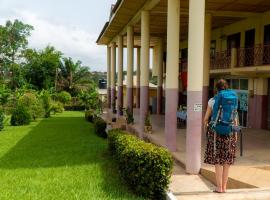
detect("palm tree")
[58,57,91,91]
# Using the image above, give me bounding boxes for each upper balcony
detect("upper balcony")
[210,44,270,72]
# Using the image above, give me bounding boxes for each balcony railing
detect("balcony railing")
[238,44,270,67]
[210,50,231,70]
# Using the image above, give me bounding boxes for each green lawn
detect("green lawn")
[0,111,143,200]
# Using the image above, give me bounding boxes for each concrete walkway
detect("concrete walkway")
[103,109,270,199]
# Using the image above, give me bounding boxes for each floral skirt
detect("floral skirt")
[204,129,237,165]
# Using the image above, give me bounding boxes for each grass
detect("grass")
[0,111,144,200]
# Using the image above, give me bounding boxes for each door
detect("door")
[245,29,255,66]
[264,25,270,64]
[227,33,241,54]
[267,79,270,130]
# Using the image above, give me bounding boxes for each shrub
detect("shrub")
[0,109,4,131]
[64,105,85,111]
[57,91,72,104]
[85,110,96,123]
[10,105,31,126]
[94,117,107,138]
[40,90,52,118]
[125,108,134,124]
[18,92,37,108]
[19,92,44,120]
[107,129,173,199]
[50,102,64,114]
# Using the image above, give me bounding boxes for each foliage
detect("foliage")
[18,92,44,120]
[23,46,62,90]
[0,109,4,131]
[57,91,71,104]
[0,19,34,89]
[40,90,52,118]
[10,105,31,126]
[125,108,134,124]
[58,57,91,92]
[0,85,11,106]
[108,129,173,199]
[0,111,143,200]
[85,110,96,123]
[79,86,101,111]
[93,117,107,138]
[50,101,64,114]
[144,113,151,127]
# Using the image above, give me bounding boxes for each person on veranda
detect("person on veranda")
[203,79,239,193]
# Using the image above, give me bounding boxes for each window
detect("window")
[232,79,240,90]
[240,79,248,90]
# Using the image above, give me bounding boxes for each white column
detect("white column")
[107,46,111,108]
[140,10,150,133]
[127,26,134,113]
[111,42,116,111]
[186,0,205,174]
[117,35,124,115]
[165,0,180,151]
[202,13,212,111]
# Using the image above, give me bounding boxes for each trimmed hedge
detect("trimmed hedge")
[108,129,173,199]
[93,117,107,138]
[64,105,85,111]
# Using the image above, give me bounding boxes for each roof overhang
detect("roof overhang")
[97,0,270,46]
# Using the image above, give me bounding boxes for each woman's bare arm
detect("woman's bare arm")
[204,106,212,131]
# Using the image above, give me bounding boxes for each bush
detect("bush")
[19,92,44,120]
[0,109,4,131]
[10,105,31,126]
[57,91,71,104]
[94,117,107,138]
[107,129,173,199]
[51,101,64,114]
[40,90,52,118]
[64,105,85,111]
[85,110,96,123]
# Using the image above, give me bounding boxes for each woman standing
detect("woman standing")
[203,79,238,193]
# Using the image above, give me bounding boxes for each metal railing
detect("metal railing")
[237,44,270,67]
[210,50,231,69]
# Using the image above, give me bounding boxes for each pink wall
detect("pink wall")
[248,95,268,129]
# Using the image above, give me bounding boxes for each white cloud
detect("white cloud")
[1,10,107,71]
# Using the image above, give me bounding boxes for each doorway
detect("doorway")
[245,29,255,66]
[264,24,270,64]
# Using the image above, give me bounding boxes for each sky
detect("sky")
[0,0,116,71]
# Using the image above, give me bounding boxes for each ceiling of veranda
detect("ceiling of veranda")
[97,0,270,46]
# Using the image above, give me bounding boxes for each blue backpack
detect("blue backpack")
[210,89,239,135]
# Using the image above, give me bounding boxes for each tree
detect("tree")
[0,19,33,89]
[23,46,62,90]
[58,57,91,92]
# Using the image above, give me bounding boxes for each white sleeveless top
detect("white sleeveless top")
[208,98,215,110]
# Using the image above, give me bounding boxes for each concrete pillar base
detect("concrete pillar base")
[248,95,267,129]
[157,86,163,115]
[202,86,209,112]
[186,90,203,174]
[117,86,123,116]
[111,88,116,111]
[136,87,140,108]
[107,87,111,109]
[127,87,133,114]
[140,86,149,133]
[165,89,178,152]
